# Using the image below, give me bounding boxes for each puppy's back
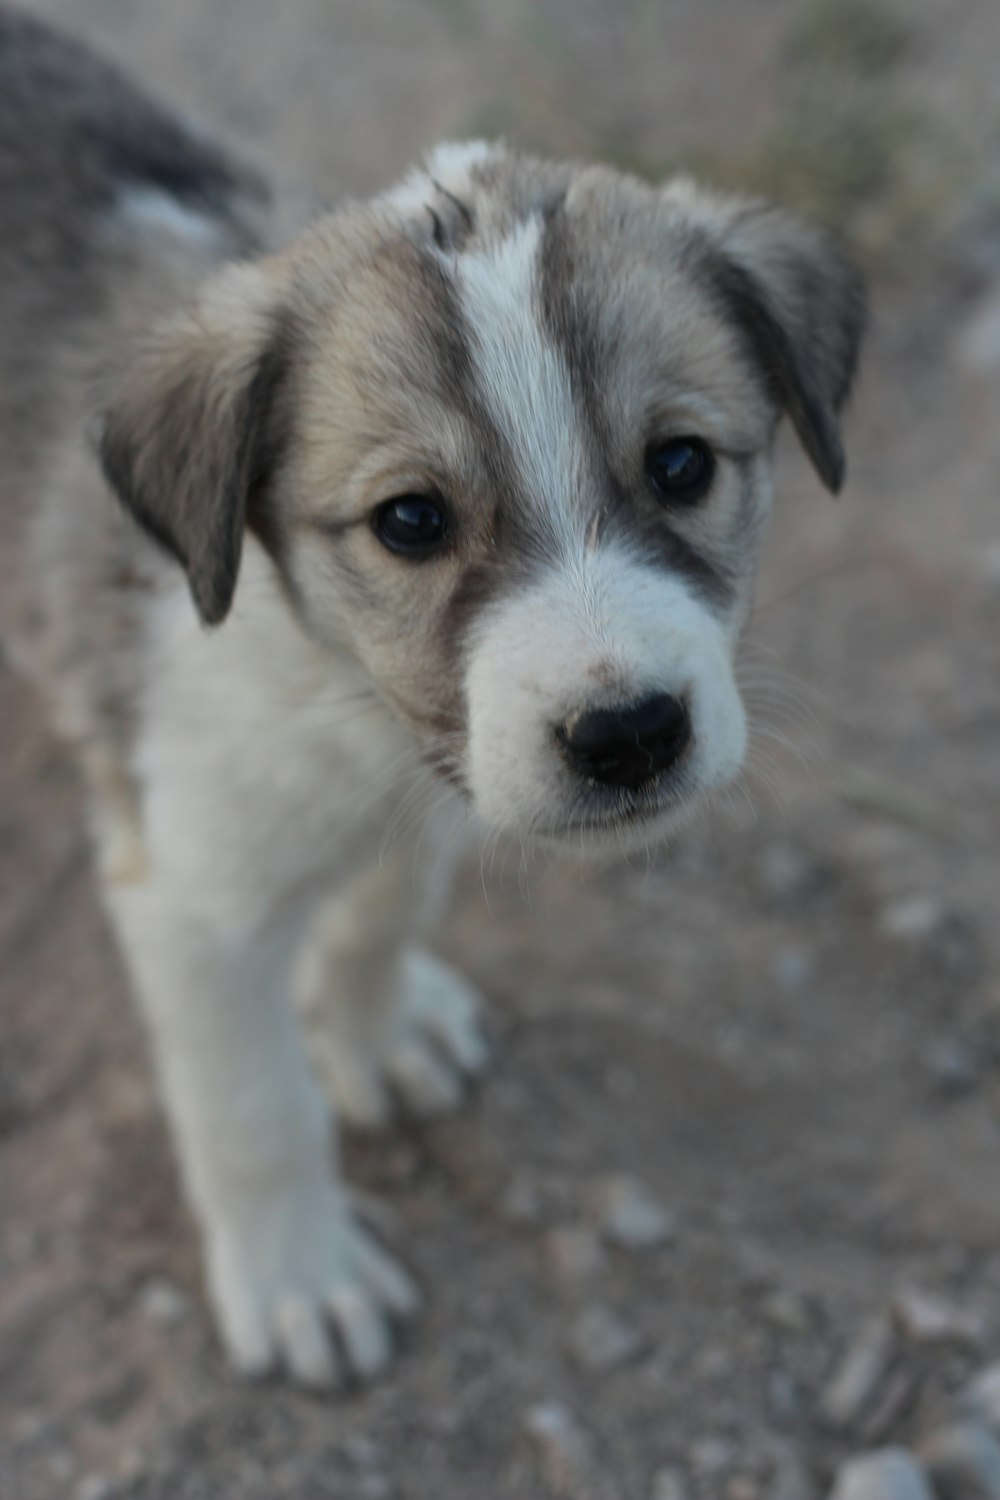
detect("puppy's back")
[0,5,271,744]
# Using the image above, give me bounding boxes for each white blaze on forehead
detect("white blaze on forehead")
[457,214,584,536]
[382,140,496,217]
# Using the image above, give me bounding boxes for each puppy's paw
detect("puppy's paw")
[205,1178,420,1390]
[317,947,490,1130]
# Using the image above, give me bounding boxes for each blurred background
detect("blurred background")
[1,2,999,1497]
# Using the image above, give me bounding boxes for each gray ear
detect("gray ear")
[670,186,867,492]
[97,274,287,624]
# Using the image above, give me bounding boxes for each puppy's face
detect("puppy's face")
[101,143,864,852]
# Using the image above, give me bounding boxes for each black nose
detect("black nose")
[555,694,692,790]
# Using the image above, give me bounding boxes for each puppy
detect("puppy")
[0,5,864,1388]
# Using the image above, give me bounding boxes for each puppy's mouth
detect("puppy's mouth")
[531,769,699,850]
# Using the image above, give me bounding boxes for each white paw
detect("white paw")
[315,948,490,1130]
[204,1177,420,1390]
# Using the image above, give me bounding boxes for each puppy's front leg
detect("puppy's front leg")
[296,835,489,1131]
[105,882,419,1389]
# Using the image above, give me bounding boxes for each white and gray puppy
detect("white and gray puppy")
[0,8,864,1388]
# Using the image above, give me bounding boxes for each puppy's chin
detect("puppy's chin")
[467,775,712,861]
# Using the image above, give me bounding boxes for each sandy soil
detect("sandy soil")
[2,2,1000,1497]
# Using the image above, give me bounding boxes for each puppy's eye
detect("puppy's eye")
[373,495,449,557]
[646,437,714,505]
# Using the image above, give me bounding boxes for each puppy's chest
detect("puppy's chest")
[135,580,428,923]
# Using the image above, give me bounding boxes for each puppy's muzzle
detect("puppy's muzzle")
[554,693,692,790]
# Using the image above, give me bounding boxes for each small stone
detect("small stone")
[963,1365,1000,1435]
[137,1278,189,1326]
[859,1366,920,1445]
[651,1467,691,1500]
[592,1175,676,1250]
[821,1315,897,1431]
[544,1226,605,1285]
[827,1449,935,1500]
[918,1421,1000,1499]
[771,946,813,992]
[76,1478,118,1500]
[569,1305,647,1373]
[956,284,1000,374]
[689,1437,734,1477]
[768,1369,803,1425]
[879,894,948,942]
[892,1287,985,1349]
[770,1447,816,1500]
[925,1040,979,1097]
[725,1477,759,1500]
[356,1478,391,1500]
[762,1288,813,1334]
[524,1402,593,1497]
[502,1174,547,1224]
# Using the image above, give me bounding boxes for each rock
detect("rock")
[918,1421,1000,1499]
[592,1175,676,1250]
[771,946,814,992]
[137,1278,189,1326]
[924,1040,979,1097]
[956,284,1000,375]
[827,1449,935,1500]
[76,1478,118,1500]
[821,1316,897,1431]
[770,1447,817,1500]
[859,1366,919,1445]
[543,1226,605,1285]
[963,1365,1000,1435]
[569,1305,647,1373]
[725,1477,760,1500]
[651,1467,691,1500]
[762,1288,813,1334]
[524,1403,594,1497]
[767,1369,803,1425]
[879,894,949,943]
[892,1287,985,1349]
[689,1436,734,1477]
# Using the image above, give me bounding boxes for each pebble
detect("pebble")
[918,1421,1000,1499]
[569,1305,647,1373]
[689,1436,734,1477]
[963,1365,1000,1435]
[821,1315,897,1431]
[725,1476,760,1500]
[771,946,814,992]
[524,1402,594,1497]
[767,1369,804,1425]
[956,283,1000,374]
[544,1226,605,1285]
[878,894,949,943]
[762,1288,813,1334]
[827,1449,935,1500]
[137,1278,189,1326]
[892,1287,985,1349]
[76,1478,118,1500]
[770,1447,816,1500]
[651,1467,691,1500]
[925,1040,980,1097]
[592,1175,676,1250]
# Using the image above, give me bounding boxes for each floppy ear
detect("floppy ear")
[667,183,866,492]
[97,266,288,624]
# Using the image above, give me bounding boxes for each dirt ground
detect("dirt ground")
[2,2,1000,1498]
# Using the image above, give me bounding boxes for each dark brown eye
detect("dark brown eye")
[646,438,714,505]
[373,495,448,557]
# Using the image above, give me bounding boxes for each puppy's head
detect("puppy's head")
[99,142,865,852]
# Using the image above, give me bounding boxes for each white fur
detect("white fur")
[457,215,586,551]
[108,546,481,1387]
[465,544,747,845]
